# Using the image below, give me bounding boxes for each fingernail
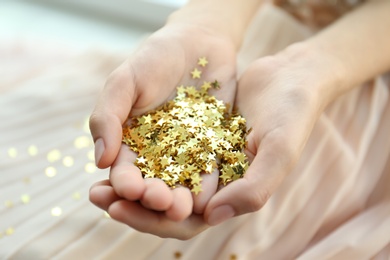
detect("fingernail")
[94,138,105,166]
[208,205,235,226]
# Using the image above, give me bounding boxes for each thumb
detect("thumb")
[89,63,136,168]
[204,130,294,226]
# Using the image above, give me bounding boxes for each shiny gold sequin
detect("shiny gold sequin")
[198,57,208,67]
[174,251,182,259]
[47,149,61,162]
[230,254,238,260]
[74,136,92,149]
[122,57,249,195]
[72,192,81,200]
[87,149,95,161]
[27,145,38,156]
[45,167,57,178]
[62,156,74,167]
[191,68,202,79]
[51,207,62,216]
[84,162,96,173]
[8,147,17,158]
[23,177,31,184]
[83,117,90,133]
[5,227,14,236]
[20,194,31,204]
[4,200,14,208]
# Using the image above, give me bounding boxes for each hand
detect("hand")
[204,43,339,225]
[89,23,237,239]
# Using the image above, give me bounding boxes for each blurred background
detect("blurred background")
[0,0,187,53]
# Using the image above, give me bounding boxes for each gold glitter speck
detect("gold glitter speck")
[122,58,249,194]
[174,251,182,259]
[5,200,14,208]
[5,227,14,236]
[103,211,111,218]
[21,194,30,204]
[47,149,61,162]
[74,136,92,149]
[8,147,17,158]
[84,162,96,173]
[87,149,95,161]
[51,207,62,216]
[72,192,81,200]
[45,167,57,178]
[62,156,74,167]
[28,145,38,156]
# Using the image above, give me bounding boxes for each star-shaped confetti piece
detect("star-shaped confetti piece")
[122,57,249,194]
[191,68,202,79]
[198,57,208,67]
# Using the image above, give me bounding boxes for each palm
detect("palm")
[90,24,237,239]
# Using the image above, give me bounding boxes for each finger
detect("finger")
[165,186,193,222]
[89,180,121,211]
[140,178,173,211]
[192,169,219,214]
[110,144,146,201]
[89,63,136,168]
[205,131,291,226]
[108,200,208,240]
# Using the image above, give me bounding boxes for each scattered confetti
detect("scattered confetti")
[74,136,92,149]
[28,145,38,156]
[45,167,57,178]
[174,251,182,259]
[8,147,17,158]
[51,207,62,217]
[5,227,14,236]
[4,200,14,208]
[72,192,81,200]
[122,57,249,195]
[191,68,202,79]
[84,162,96,173]
[103,211,111,218]
[20,194,31,204]
[198,57,208,67]
[47,149,61,162]
[62,156,74,167]
[87,149,95,161]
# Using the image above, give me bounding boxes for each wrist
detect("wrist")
[278,41,348,109]
[167,0,262,50]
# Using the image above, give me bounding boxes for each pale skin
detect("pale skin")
[89,0,390,239]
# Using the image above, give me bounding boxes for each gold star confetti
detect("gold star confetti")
[103,211,111,218]
[45,167,57,178]
[122,57,249,194]
[198,57,208,67]
[28,145,38,156]
[51,207,62,217]
[4,200,14,208]
[21,194,31,204]
[8,147,17,158]
[5,227,14,236]
[191,68,202,79]
[72,192,81,200]
[174,251,182,259]
[85,162,96,173]
[74,136,92,149]
[47,149,61,162]
[62,156,74,167]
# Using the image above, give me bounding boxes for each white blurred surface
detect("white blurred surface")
[0,0,183,53]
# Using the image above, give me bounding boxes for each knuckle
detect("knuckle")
[245,188,271,212]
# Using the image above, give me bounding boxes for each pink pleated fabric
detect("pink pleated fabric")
[1,3,389,260]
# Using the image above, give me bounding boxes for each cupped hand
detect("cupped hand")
[89,24,237,239]
[204,43,339,225]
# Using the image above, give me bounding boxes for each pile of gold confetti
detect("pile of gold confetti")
[122,57,248,195]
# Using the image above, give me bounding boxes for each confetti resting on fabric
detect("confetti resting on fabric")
[122,57,249,195]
